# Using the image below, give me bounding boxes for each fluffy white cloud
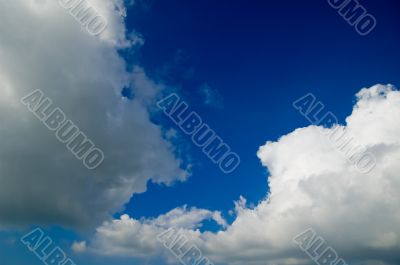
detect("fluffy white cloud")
[0,0,188,229]
[86,206,226,259]
[87,85,400,265]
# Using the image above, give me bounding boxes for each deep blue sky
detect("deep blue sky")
[122,0,400,225]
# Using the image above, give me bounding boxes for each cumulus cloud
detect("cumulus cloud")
[87,84,400,265]
[86,206,227,259]
[0,0,188,229]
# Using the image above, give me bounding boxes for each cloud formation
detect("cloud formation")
[87,206,227,260]
[0,0,187,229]
[87,84,400,265]
[1,1,399,265]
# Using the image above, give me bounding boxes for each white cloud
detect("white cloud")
[72,241,87,253]
[87,84,400,265]
[150,206,227,230]
[87,206,227,259]
[0,0,188,229]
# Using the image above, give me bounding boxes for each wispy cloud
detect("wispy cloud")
[198,83,224,108]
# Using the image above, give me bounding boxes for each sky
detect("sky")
[0,0,399,265]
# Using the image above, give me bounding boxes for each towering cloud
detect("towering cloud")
[88,85,400,265]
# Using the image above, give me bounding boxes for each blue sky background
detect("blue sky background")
[123,0,400,224]
[1,0,400,264]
